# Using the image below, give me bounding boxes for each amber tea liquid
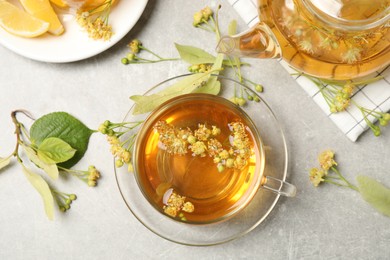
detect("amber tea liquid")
[134,94,265,224]
[257,0,390,80]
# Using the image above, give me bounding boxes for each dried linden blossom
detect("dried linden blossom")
[153,120,253,172]
[163,190,194,219]
[318,150,337,171]
[76,12,113,41]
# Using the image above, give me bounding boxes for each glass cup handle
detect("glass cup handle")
[262,176,297,197]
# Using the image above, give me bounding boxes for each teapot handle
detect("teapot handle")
[217,22,281,59]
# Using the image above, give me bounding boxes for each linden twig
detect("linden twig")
[58,165,101,187]
[51,188,77,212]
[331,166,359,191]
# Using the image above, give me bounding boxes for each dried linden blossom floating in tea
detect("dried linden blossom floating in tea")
[162,189,194,220]
[280,2,389,64]
[153,120,253,172]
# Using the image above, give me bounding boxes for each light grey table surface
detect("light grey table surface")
[0,0,389,259]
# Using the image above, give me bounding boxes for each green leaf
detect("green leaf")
[23,145,59,180]
[0,156,11,171]
[30,112,94,168]
[357,175,390,217]
[193,53,224,95]
[175,43,216,64]
[130,72,213,115]
[22,165,55,220]
[37,137,76,164]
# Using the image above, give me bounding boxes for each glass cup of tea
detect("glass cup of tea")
[115,75,295,245]
[133,93,296,224]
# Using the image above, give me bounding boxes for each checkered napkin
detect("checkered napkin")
[228,0,390,141]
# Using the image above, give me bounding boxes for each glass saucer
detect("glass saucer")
[114,74,289,246]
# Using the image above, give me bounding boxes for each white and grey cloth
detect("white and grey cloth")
[229,0,390,141]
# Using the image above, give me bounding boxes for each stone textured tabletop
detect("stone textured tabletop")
[0,0,389,259]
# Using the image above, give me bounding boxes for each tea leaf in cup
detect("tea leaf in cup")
[357,175,390,217]
[22,164,55,220]
[37,137,76,164]
[30,112,94,168]
[22,144,59,180]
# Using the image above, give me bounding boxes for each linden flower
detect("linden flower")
[87,165,101,187]
[207,138,223,157]
[193,11,203,26]
[298,40,314,54]
[342,48,362,64]
[182,202,195,213]
[169,137,187,155]
[107,135,120,145]
[201,6,213,20]
[190,141,207,157]
[309,168,326,187]
[194,124,211,141]
[163,190,195,218]
[76,12,113,41]
[332,93,351,112]
[343,82,355,96]
[318,150,337,170]
[188,64,212,73]
[128,39,142,54]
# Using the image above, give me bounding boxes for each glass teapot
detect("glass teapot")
[218,0,390,80]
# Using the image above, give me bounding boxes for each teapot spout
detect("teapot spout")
[217,23,281,59]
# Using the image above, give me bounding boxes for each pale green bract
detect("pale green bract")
[357,175,390,217]
[37,137,76,164]
[228,20,237,36]
[174,43,242,67]
[22,164,55,220]
[0,156,11,170]
[131,71,216,115]
[23,144,59,180]
[175,43,216,64]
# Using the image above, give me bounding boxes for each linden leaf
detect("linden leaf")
[22,165,55,220]
[30,112,94,168]
[130,72,213,115]
[0,156,11,171]
[37,137,76,164]
[23,145,59,180]
[357,175,390,217]
[175,43,216,64]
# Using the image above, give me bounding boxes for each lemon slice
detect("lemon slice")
[0,0,49,38]
[49,0,68,8]
[19,0,65,35]
[69,0,116,12]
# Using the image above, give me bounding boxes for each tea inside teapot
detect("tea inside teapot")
[218,0,390,80]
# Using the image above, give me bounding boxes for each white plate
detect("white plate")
[0,0,148,63]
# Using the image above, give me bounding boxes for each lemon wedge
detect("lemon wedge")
[69,0,116,12]
[0,0,49,38]
[49,0,68,8]
[19,0,65,35]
